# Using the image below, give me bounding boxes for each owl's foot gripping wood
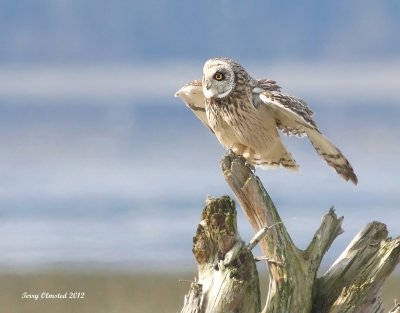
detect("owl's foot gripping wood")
[230,143,255,161]
[227,148,255,172]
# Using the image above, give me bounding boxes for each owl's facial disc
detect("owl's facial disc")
[202,60,235,99]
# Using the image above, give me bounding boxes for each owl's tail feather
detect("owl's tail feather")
[306,129,358,185]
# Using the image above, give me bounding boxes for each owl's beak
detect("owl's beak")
[202,80,216,98]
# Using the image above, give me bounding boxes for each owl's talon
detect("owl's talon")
[226,148,237,159]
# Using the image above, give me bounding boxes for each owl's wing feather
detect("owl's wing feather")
[175,80,213,132]
[259,91,358,185]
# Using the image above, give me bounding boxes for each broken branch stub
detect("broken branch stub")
[181,196,260,313]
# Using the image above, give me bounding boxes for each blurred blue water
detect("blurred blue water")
[0,82,398,271]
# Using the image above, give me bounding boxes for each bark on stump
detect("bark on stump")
[181,151,400,313]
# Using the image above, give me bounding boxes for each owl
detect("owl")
[175,57,358,184]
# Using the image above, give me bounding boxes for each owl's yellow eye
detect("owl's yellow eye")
[213,72,225,81]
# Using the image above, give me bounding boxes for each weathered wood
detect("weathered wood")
[221,151,344,313]
[181,196,260,313]
[316,222,400,313]
[180,151,400,313]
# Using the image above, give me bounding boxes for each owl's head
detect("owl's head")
[202,58,237,99]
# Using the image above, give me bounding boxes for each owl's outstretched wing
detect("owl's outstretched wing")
[175,80,213,132]
[258,91,358,185]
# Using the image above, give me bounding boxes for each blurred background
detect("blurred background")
[0,0,399,312]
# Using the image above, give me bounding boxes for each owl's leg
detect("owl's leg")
[231,143,247,155]
[242,147,255,162]
[242,147,256,171]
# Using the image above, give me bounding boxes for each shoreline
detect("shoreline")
[2,270,399,312]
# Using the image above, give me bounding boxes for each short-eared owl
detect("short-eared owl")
[175,57,357,184]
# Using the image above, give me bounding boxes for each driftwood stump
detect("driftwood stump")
[181,152,400,313]
[181,196,261,313]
